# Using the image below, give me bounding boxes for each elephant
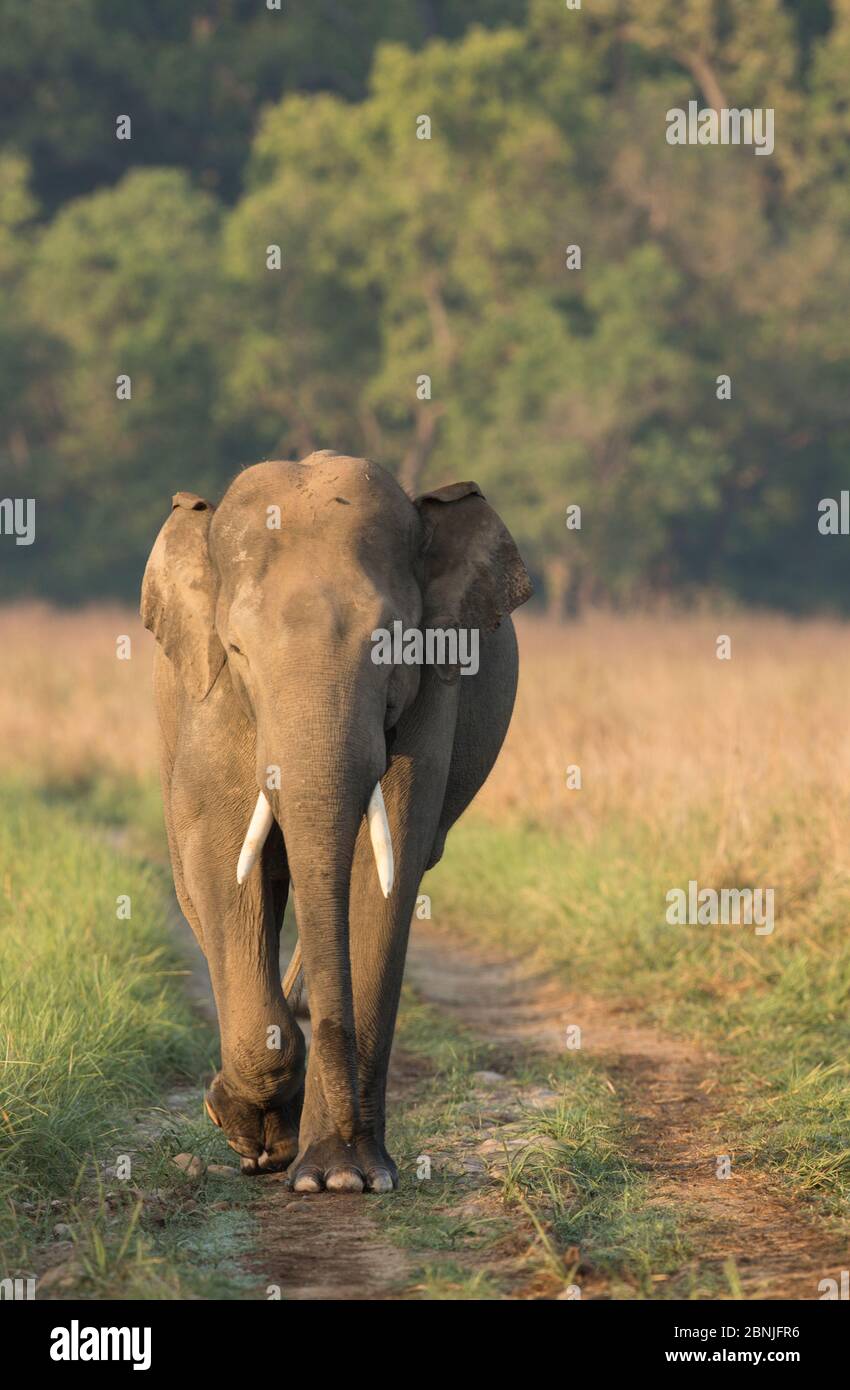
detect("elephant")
[141,451,532,1193]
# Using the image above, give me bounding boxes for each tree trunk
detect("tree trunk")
[544,557,569,622]
[398,404,440,496]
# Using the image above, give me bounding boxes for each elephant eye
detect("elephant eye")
[228,643,243,656]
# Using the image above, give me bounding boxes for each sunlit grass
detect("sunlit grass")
[428,817,850,1216]
[0,789,213,1284]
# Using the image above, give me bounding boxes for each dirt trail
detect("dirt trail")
[405,924,849,1301]
[245,1182,410,1300]
[174,913,847,1300]
[172,919,411,1300]
[245,1016,411,1300]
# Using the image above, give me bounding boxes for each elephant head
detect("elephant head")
[143,451,530,882]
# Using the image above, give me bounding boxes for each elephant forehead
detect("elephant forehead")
[218,454,413,519]
[211,462,419,573]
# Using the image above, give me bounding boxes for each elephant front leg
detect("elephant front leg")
[289,831,435,1195]
[286,927,369,1193]
[181,831,306,1174]
[203,926,306,1174]
[346,682,458,1193]
[347,872,424,1194]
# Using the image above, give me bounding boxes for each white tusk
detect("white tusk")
[367,781,394,898]
[236,792,275,884]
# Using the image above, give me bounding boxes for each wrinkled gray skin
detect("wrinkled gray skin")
[141,452,532,1193]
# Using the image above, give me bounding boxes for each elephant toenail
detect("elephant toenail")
[292,1168,323,1193]
[325,1168,365,1194]
[366,1168,395,1193]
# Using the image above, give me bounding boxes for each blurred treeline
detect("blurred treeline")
[2,0,850,613]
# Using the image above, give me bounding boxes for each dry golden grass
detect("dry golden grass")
[3,602,850,879]
[0,603,157,786]
[482,611,850,874]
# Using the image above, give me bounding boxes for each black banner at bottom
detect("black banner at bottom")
[2,1294,845,1376]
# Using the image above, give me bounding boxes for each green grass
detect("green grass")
[426,819,850,1220]
[38,770,168,859]
[376,988,707,1299]
[0,783,262,1297]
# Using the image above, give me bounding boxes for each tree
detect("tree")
[18,168,225,598]
[0,0,527,212]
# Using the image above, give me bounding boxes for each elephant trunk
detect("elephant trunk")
[247,691,389,1142]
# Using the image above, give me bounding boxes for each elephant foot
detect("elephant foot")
[205,1072,301,1175]
[288,1135,398,1194]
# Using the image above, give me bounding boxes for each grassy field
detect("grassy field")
[429,613,850,1220]
[1,603,848,1295]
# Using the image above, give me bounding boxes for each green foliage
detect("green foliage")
[2,2,850,611]
[0,0,527,212]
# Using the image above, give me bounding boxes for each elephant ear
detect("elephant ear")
[415,481,533,632]
[140,491,225,701]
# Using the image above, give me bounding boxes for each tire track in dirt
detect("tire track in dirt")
[404,922,850,1300]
